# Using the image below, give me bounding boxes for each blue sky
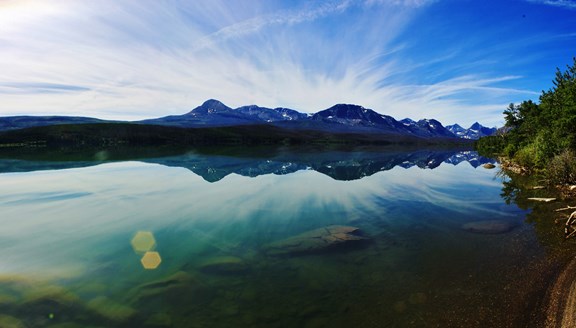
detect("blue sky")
[0,0,575,127]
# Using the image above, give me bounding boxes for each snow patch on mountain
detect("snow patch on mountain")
[446,122,497,140]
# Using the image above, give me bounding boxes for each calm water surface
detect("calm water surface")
[0,149,562,327]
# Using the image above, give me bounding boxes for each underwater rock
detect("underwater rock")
[15,284,95,326]
[139,271,196,290]
[264,225,367,255]
[482,163,496,169]
[461,220,515,234]
[45,323,88,328]
[209,299,240,316]
[0,315,25,328]
[128,271,203,305]
[21,285,81,318]
[87,296,136,322]
[198,256,247,274]
[0,294,17,306]
[144,312,172,327]
[22,285,79,302]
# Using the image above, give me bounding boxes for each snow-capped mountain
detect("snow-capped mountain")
[140,99,307,127]
[469,122,498,138]
[445,123,467,138]
[311,104,407,133]
[446,122,497,140]
[307,104,458,138]
[400,118,456,138]
[236,105,308,122]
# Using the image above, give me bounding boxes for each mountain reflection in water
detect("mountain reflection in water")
[0,148,494,181]
[0,147,563,328]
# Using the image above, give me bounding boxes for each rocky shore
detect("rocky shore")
[496,159,576,327]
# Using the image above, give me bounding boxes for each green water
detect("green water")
[0,149,567,327]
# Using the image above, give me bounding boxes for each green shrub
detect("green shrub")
[546,149,576,185]
[532,132,555,165]
[503,143,518,158]
[513,144,538,168]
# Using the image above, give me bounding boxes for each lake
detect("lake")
[0,147,569,327]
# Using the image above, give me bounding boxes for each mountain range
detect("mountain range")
[445,123,498,139]
[0,99,496,140]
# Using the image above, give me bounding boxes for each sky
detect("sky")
[0,0,575,127]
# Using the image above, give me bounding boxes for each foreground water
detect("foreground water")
[0,148,569,327]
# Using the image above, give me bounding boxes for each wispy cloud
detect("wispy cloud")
[526,0,576,10]
[0,0,570,127]
[194,0,355,51]
[0,82,90,94]
[365,0,439,8]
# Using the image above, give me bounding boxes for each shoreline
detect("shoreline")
[495,159,576,327]
[544,255,576,327]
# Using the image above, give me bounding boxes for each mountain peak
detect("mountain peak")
[469,122,482,129]
[328,104,367,113]
[448,123,463,130]
[418,118,441,124]
[313,104,369,120]
[446,122,496,140]
[201,99,228,108]
[188,99,232,115]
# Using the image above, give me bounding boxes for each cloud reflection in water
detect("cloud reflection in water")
[0,152,509,279]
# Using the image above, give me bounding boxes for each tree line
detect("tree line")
[476,58,576,184]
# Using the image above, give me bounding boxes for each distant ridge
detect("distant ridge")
[0,99,495,140]
[0,116,109,132]
[446,122,497,140]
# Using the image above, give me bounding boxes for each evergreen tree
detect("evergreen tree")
[476,57,576,180]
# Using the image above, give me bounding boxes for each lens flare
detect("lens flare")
[140,251,162,270]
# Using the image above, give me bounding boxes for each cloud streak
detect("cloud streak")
[526,0,576,10]
[0,0,573,126]
[193,0,355,51]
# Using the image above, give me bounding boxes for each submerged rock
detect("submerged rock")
[45,323,88,328]
[134,272,197,297]
[23,284,77,300]
[144,312,172,327]
[0,315,25,328]
[139,271,196,290]
[128,271,204,306]
[264,225,368,256]
[86,296,136,322]
[461,220,515,234]
[0,294,16,306]
[483,163,496,169]
[17,285,85,327]
[197,256,247,274]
